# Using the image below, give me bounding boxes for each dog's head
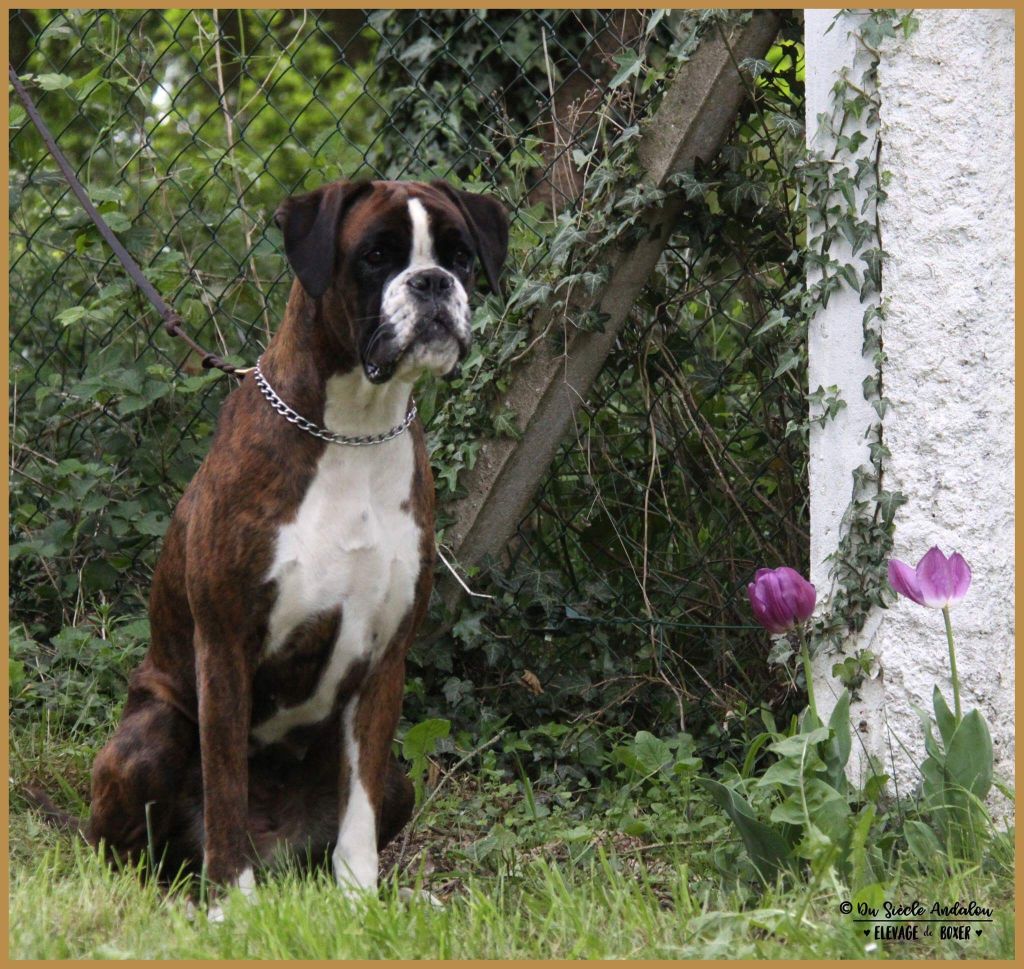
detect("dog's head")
[274,179,508,384]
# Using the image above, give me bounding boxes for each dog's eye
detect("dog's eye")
[453,247,473,269]
[363,248,387,267]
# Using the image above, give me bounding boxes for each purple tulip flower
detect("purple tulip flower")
[887,546,972,610]
[747,566,817,634]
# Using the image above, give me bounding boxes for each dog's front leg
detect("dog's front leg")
[195,631,253,892]
[333,652,406,894]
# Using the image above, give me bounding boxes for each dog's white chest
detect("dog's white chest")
[252,425,419,745]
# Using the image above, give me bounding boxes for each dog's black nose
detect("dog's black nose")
[408,269,453,299]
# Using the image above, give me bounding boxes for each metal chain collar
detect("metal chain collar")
[252,359,416,446]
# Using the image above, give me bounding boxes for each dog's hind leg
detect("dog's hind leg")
[377,757,414,850]
[192,623,255,889]
[88,673,198,876]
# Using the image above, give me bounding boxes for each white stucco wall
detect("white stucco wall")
[807,10,1015,804]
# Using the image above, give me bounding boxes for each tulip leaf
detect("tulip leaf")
[919,755,945,809]
[848,804,879,889]
[932,686,956,747]
[944,709,993,800]
[800,704,822,731]
[913,702,944,763]
[824,690,852,784]
[699,778,795,881]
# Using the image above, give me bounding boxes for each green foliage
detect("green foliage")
[701,777,796,882]
[604,731,704,838]
[699,695,891,886]
[408,13,811,743]
[9,14,1015,960]
[9,615,148,734]
[830,650,876,692]
[9,11,1012,958]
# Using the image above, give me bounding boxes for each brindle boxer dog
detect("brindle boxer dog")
[84,179,508,914]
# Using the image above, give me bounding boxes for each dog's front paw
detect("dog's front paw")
[199,867,257,924]
[236,866,257,901]
[206,901,227,924]
[332,843,378,897]
[397,886,444,908]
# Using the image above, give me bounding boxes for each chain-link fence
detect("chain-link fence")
[9,8,807,760]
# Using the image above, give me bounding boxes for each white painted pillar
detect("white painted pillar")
[807,9,1015,804]
[806,9,885,781]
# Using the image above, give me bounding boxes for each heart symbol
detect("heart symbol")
[975,929,983,936]
[863,930,870,937]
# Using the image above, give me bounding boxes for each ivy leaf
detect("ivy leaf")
[56,306,89,327]
[773,348,802,378]
[491,407,522,441]
[402,718,451,806]
[874,489,906,524]
[101,211,132,233]
[753,307,789,337]
[608,49,641,89]
[35,72,74,91]
[402,718,450,763]
[643,8,667,35]
[133,511,169,538]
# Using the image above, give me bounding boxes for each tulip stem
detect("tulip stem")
[942,606,962,724]
[797,628,818,723]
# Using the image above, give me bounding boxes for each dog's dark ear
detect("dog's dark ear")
[431,181,509,298]
[274,180,371,299]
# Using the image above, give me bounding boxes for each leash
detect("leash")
[9,66,250,380]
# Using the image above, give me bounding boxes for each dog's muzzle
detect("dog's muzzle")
[365,269,471,383]
[361,324,399,384]
[361,322,469,384]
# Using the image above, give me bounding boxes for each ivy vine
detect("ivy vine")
[801,9,920,688]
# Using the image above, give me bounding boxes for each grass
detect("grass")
[8,722,1017,960]
[8,821,1016,959]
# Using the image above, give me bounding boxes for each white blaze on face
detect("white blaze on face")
[407,197,435,269]
[378,197,471,377]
